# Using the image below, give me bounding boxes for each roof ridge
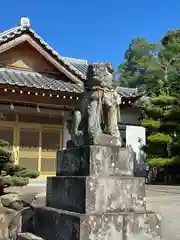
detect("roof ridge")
[0,26,20,36]
[0,22,87,80]
[63,57,88,64]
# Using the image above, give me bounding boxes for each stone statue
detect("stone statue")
[71,62,122,146]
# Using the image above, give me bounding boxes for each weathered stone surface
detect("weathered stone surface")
[56,146,89,176]
[0,191,47,239]
[27,207,80,240]
[80,213,123,239]
[46,176,145,213]
[24,207,162,240]
[8,206,36,240]
[1,194,18,208]
[89,146,134,176]
[70,62,121,147]
[86,176,145,214]
[17,232,44,240]
[32,192,46,208]
[0,206,17,240]
[81,211,161,240]
[56,145,135,177]
[46,176,86,213]
[11,141,162,240]
[125,211,162,239]
[1,192,37,210]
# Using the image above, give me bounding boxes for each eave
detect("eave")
[0,24,87,83]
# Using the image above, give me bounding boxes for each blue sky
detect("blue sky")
[0,0,180,69]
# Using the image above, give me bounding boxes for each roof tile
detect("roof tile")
[116,86,139,98]
[0,68,139,98]
[0,68,83,93]
[0,21,138,98]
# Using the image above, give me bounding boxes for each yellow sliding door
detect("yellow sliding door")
[0,119,63,176]
[18,126,39,171]
[40,128,62,176]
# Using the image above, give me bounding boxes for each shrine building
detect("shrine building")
[0,18,140,176]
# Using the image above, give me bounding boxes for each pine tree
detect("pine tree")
[141,95,180,169]
[115,37,159,90]
[0,139,39,194]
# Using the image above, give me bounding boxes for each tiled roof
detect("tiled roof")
[0,67,139,98]
[0,68,83,93]
[63,57,88,76]
[0,24,88,80]
[116,86,139,98]
[0,19,139,99]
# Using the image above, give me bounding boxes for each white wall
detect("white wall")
[126,125,146,176]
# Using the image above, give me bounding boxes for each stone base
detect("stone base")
[24,207,162,240]
[46,176,145,213]
[56,145,135,176]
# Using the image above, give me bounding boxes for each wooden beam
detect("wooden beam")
[0,90,80,109]
[0,35,28,54]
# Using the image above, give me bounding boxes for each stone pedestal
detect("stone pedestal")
[25,207,161,240]
[56,145,135,176]
[46,176,145,213]
[21,145,162,239]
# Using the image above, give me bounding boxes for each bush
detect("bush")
[141,94,180,168]
[151,95,177,105]
[147,157,170,167]
[14,169,39,178]
[147,133,172,144]
[0,139,39,194]
[141,119,161,129]
[144,106,163,119]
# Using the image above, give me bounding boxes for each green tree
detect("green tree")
[116,30,180,173]
[141,95,180,169]
[139,30,180,96]
[115,37,159,90]
[0,139,39,194]
[160,29,180,97]
[140,29,180,172]
[115,34,180,97]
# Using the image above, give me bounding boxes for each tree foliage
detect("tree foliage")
[116,32,180,96]
[142,95,180,167]
[116,29,180,168]
[0,139,39,194]
[115,37,159,92]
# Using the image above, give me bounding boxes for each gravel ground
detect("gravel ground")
[146,185,180,240]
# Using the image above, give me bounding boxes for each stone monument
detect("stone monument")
[18,63,162,240]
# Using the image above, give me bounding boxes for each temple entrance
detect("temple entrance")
[0,114,63,176]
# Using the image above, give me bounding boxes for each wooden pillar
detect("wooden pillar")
[13,113,19,165]
[38,127,42,173]
[59,127,63,150]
